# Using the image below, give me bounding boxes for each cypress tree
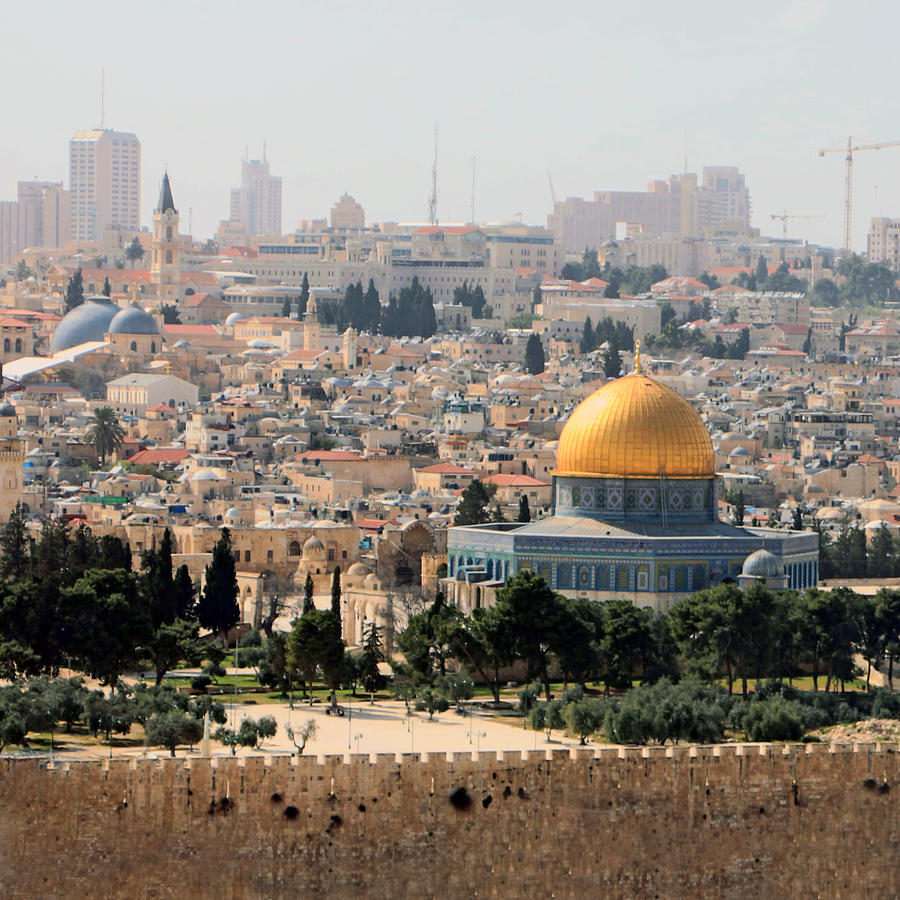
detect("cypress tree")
[299,273,310,316]
[303,573,315,615]
[517,495,531,523]
[196,528,240,642]
[64,269,84,312]
[524,334,545,375]
[0,502,29,581]
[331,566,342,621]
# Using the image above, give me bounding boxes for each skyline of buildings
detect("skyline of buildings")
[229,155,282,237]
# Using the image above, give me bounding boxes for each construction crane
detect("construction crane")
[769,210,824,239]
[818,137,900,251]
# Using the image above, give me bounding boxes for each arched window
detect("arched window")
[616,567,629,590]
[693,566,706,590]
[557,564,571,588]
[578,566,591,589]
[2,339,9,353]
[166,226,173,240]
[288,540,301,556]
[597,566,610,590]
[165,250,173,264]
[130,341,137,352]
[150,341,156,353]
[14,339,21,353]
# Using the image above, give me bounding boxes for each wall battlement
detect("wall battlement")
[1,743,898,899]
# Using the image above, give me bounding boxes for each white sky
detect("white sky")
[3,0,900,251]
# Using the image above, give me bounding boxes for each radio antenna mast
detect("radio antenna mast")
[470,155,476,225]
[428,124,438,225]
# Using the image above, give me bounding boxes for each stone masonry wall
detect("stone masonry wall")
[0,743,898,900]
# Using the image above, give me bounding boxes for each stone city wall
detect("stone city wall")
[0,743,897,899]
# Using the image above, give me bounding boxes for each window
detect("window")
[244,550,251,562]
[288,540,301,556]
[14,339,21,353]
[2,339,8,352]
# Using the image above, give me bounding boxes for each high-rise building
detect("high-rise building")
[15,181,70,249]
[0,202,18,267]
[230,156,282,236]
[548,167,752,251]
[69,129,141,243]
[330,194,365,230]
[868,217,900,270]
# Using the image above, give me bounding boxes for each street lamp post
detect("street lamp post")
[354,731,363,754]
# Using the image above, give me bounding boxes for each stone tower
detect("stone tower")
[342,328,358,370]
[151,171,180,297]
[0,402,24,522]
[303,292,321,351]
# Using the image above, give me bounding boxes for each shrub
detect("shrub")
[742,697,805,742]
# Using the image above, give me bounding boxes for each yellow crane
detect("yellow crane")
[770,210,824,239]
[818,137,900,251]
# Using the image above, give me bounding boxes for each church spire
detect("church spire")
[156,171,176,214]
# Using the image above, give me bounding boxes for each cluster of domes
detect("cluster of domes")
[555,369,715,479]
[50,298,159,354]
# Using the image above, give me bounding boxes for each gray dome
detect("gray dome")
[109,303,159,335]
[741,549,785,578]
[50,297,119,353]
[225,312,245,326]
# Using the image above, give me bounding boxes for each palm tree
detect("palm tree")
[86,407,125,464]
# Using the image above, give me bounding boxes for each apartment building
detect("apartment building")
[230,157,282,236]
[69,129,141,242]
[867,218,900,269]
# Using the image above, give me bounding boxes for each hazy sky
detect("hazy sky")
[4,0,900,251]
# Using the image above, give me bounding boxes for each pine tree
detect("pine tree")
[360,622,385,695]
[64,269,84,312]
[282,295,292,318]
[196,528,240,641]
[517,495,531,523]
[303,573,315,615]
[0,502,29,581]
[330,566,342,621]
[524,334,545,375]
[454,479,498,526]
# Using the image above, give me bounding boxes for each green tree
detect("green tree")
[303,573,315,615]
[299,272,310,316]
[602,335,621,379]
[755,255,769,285]
[57,568,152,688]
[580,316,595,354]
[145,710,202,756]
[563,698,604,744]
[148,619,204,685]
[64,269,84,312]
[517,495,531,523]
[196,528,240,642]
[524,333,545,375]
[494,570,566,700]
[0,502,29,581]
[160,304,181,324]
[173,564,196,620]
[360,621,385,695]
[86,407,125,463]
[330,566,342,621]
[142,528,176,628]
[697,271,720,290]
[15,260,33,281]
[733,489,745,526]
[287,610,344,705]
[415,687,449,719]
[453,479,497,526]
[812,278,840,306]
[281,295,292,318]
[125,237,144,269]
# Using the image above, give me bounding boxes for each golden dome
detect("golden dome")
[555,372,714,479]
